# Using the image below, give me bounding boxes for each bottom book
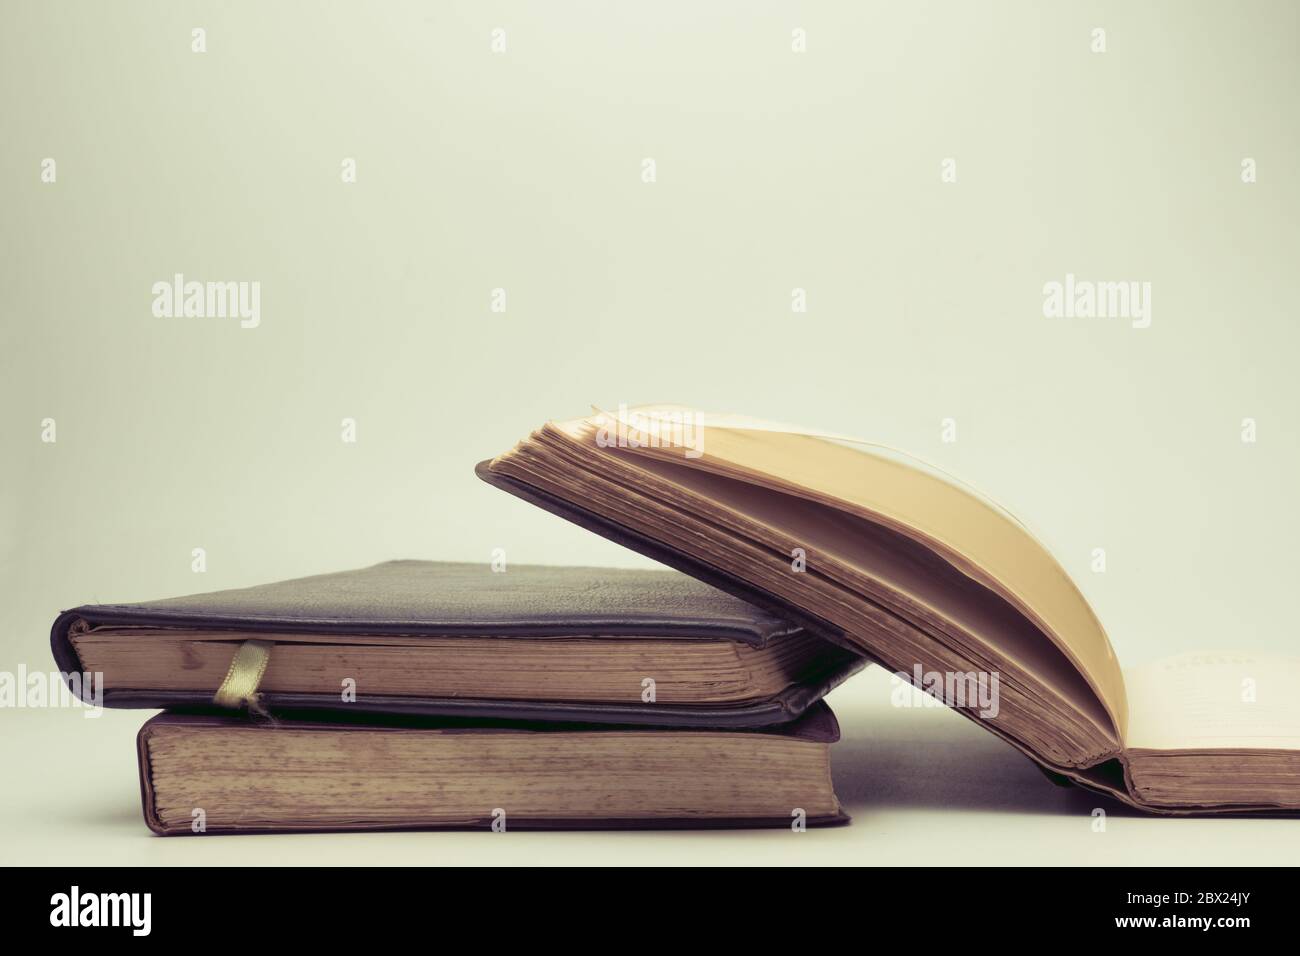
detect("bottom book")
[136,703,847,834]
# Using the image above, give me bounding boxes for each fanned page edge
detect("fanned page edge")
[587,405,1127,741]
[478,457,1300,813]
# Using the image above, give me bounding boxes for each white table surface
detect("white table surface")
[5,666,1296,866]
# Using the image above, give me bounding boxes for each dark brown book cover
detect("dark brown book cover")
[52,560,865,728]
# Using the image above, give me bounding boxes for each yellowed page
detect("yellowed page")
[591,405,1126,737]
[1124,652,1300,751]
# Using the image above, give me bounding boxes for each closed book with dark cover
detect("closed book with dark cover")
[52,560,864,728]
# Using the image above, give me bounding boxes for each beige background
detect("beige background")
[2,1,1298,864]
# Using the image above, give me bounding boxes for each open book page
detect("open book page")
[575,430,1116,740]
[1124,652,1300,751]
[601,406,1127,738]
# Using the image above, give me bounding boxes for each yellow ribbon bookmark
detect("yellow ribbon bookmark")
[213,639,275,712]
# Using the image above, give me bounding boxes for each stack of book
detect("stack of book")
[51,405,1300,831]
[52,561,862,832]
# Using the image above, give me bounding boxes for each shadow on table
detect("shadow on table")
[830,716,1142,818]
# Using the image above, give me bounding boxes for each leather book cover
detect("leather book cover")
[52,559,865,728]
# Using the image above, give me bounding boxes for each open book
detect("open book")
[483,405,1300,813]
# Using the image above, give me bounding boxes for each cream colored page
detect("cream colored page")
[586,407,1126,737]
[565,424,1115,736]
[1124,653,1300,751]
